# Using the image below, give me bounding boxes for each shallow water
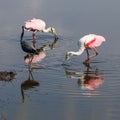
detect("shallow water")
[0,35,120,120]
[0,0,120,120]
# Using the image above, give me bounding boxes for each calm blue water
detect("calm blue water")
[0,0,120,120]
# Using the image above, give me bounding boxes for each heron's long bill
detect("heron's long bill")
[53,32,58,39]
[65,53,71,61]
[52,29,58,39]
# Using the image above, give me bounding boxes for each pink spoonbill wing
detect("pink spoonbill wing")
[25,18,46,31]
[25,51,46,64]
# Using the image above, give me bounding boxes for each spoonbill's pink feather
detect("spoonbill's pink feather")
[25,18,46,31]
[25,51,46,64]
[85,34,106,48]
[84,76,104,90]
[66,34,106,62]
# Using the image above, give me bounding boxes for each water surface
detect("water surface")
[0,0,120,120]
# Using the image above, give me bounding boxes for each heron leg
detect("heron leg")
[84,49,90,63]
[29,55,34,71]
[84,47,98,63]
[32,31,36,46]
[86,49,89,59]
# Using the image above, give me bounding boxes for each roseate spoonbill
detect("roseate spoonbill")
[23,18,58,43]
[20,26,39,70]
[65,34,106,63]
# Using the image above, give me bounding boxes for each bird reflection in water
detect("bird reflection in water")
[24,45,47,65]
[21,70,39,102]
[64,63,104,95]
[24,37,58,70]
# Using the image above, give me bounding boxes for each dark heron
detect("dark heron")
[20,26,39,70]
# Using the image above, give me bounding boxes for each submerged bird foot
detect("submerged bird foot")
[83,59,90,65]
[55,36,59,40]
[83,60,92,69]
